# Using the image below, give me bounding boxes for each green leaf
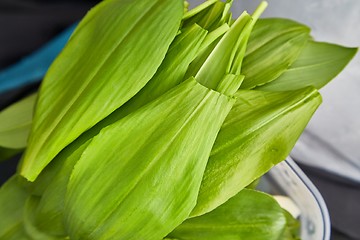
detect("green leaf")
[0,147,22,163]
[187,2,268,94]
[191,87,322,216]
[194,11,252,92]
[0,93,36,149]
[168,189,287,240]
[183,0,233,32]
[183,0,218,21]
[20,0,183,181]
[107,23,208,120]
[279,210,301,240]
[0,175,30,240]
[240,18,310,89]
[23,196,67,240]
[64,78,235,240]
[257,41,358,91]
[30,140,91,236]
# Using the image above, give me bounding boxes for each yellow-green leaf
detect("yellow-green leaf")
[168,189,287,240]
[192,87,322,216]
[0,175,30,240]
[257,41,358,91]
[241,18,310,89]
[64,78,235,240]
[0,93,36,149]
[20,0,183,181]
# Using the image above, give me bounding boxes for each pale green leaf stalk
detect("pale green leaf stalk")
[64,78,236,240]
[191,87,322,216]
[10,24,211,237]
[258,40,358,91]
[183,0,218,20]
[20,0,183,181]
[0,93,36,149]
[168,189,287,240]
[241,18,310,89]
[186,2,267,89]
[0,176,30,240]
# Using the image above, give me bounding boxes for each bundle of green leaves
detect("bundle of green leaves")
[0,0,357,239]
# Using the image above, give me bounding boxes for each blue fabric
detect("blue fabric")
[0,24,77,94]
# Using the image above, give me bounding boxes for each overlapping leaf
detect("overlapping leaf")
[0,94,36,149]
[258,40,358,91]
[168,189,287,240]
[0,176,30,240]
[64,78,235,240]
[29,141,91,237]
[241,18,310,89]
[183,0,233,31]
[191,87,322,216]
[20,0,183,181]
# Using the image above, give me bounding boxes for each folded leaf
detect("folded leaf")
[0,93,36,149]
[20,0,183,181]
[192,87,322,216]
[257,41,358,91]
[241,18,310,89]
[0,175,30,240]
[168,189,287,240]
[64,78,235,240]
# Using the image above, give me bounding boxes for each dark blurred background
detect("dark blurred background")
[0,1,359,239]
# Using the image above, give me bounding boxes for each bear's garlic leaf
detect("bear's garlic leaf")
[257,41,358,91]
[241,18,310,89]
[30,140,91,237]
[0,175,30,239]
[0,93,36,149]
[23,196,66,240]
[64,77,235,240]
[168,189,287,240]
[191,87,322,216]
[20,0,183,181]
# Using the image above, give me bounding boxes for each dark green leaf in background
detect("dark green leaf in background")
[169,189,287,240]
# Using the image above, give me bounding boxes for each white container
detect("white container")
[259,157,331,240]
